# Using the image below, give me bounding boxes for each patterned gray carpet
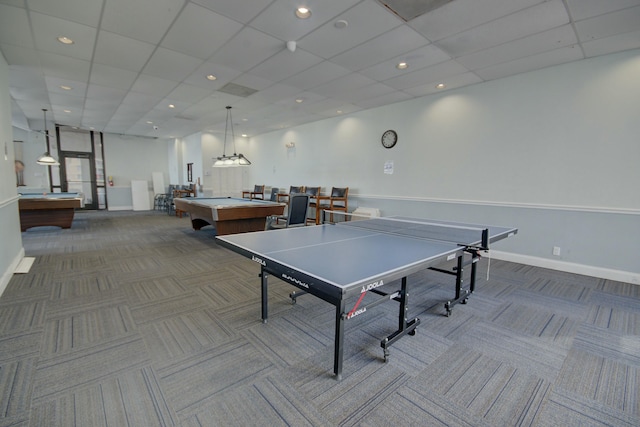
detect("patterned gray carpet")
[1,210,638,426]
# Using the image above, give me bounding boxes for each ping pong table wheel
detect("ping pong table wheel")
[445,309,452,317]
[383,348,390,363]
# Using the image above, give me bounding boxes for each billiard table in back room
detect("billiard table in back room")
[173,197,285,235]
[18,192,83,231]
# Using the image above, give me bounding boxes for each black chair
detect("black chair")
[265,194,310,230]
[269,187,279,202]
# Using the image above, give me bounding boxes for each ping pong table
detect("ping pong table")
[215,215,517,380]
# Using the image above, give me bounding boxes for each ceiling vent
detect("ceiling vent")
[218,82,258,98]
[378,0,453,22]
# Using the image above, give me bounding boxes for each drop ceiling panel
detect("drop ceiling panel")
[384,60,469,90]
[101,0,184,44]
[183,62,242,89]
[360,44,451,81]
[27,0,103,27]
[435,0,570,57]
[299,1,402,59]
[0,4,35,49]
[249,83,301,104]
[456,25,578,71]
[208,27,283,72]
[250,0,361,42]
[248,49,323,82]
[142,47,204,81]
[168,83,214,103]
[89,64,138,90]
[31,13,97,61]
[475,45,584,81]
[130,74,177,98]
[582,29,640,57]
[161,3,243,60]
[282,61,352,90]
[409,0,545,41]
[94,31,155,72]
[565,0,640,21]
[403,72,483,97]
[86,84,127,103]
[330,25,430,71]
[1,45,41,67]
[45,76,87,96]
[192,0,273,24]
[39,52,91,81]
[310,73,376,99]
[574,6,640,41]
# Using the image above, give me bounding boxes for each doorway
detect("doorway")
[55,127,107,210]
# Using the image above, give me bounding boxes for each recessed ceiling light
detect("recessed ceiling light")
[396,62,408,70]
[168,104,175,109]
[59,85,72,90]
[295,7,311,19]
[146,121,153,124]
[241,134,248,138]
[63,109,71,113]
[336,110,343,114]
[57,36,74,45]
[206,74,217,81]
[436,83,446,89]
[242,118,248,122]
[295,98,304,103]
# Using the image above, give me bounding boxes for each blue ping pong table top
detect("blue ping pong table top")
[215,217,516,295]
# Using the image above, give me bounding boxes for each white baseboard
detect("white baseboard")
[491,250,640,285]
[0,247,25,297]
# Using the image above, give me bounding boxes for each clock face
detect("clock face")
[381,130,397,149]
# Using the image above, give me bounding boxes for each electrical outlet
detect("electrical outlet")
[553,246,561,256]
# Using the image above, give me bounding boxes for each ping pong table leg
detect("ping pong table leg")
[334,300,345,380]
[261,267,268,323]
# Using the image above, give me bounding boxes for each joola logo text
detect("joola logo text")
[361,280,383,293]
[282,274,309,289]
[347,308,366,319]
[251,256,266,266]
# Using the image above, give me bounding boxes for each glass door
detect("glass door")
[63,154,94,209]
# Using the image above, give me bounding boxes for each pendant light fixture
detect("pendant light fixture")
[36,109,60,166]
[213,106,251,167]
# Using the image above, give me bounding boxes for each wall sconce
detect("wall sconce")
[285,142,295,148]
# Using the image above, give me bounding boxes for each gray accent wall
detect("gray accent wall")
[242,50,640,283]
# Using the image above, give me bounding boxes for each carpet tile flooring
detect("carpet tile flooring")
[1,210,638,426]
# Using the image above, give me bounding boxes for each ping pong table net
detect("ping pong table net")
[322,211,489,249]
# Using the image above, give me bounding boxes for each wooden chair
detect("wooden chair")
[326,187,348,222]
[265,194,310,230]
[243,185,265,200]
[276,185,304,204]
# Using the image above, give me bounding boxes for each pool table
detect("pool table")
[18,192,83,231]
[173,197,285,235]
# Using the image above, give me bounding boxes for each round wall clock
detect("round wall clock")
[381,129,397,149]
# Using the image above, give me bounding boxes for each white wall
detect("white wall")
[0,52,24,295]
[103,134,171,210]
[238,49,640,282]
